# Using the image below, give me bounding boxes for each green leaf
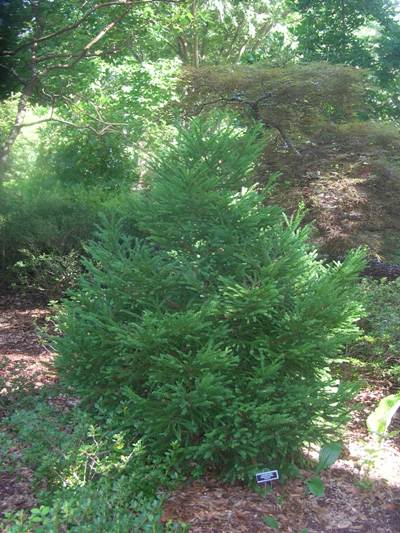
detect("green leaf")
[30,516,43,523]
[316,442,342,473]
[367,393,400,438]
[287,463,301,478]
[306,476,325,497]
[264,515,279,529]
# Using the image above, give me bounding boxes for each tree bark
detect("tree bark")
[0,1,40,177]
[0,82,37,179]
[191,0,199,68]
[270,122,301,157]
[177,36,190,63]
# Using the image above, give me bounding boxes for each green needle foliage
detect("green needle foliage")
[55,116,365,482]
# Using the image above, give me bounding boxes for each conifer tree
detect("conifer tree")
[55,116,364,481]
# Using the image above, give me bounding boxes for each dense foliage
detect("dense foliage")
[290,0,400,119]
[0,181,141,295]
[183,62,366,153]
[55,117,364,481]
[291,0,397,67]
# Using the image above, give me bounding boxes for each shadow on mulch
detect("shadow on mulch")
[1,292,400,532]
[162,474,400,533]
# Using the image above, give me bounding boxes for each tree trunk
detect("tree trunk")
[0,1,40,177]
[191,0,199,68]
[177,36,190,63]
[271,122,301,157]
[0,84,34,177]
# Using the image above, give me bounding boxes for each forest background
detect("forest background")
[1,0,400,291]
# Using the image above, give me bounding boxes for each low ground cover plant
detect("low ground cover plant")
[0,384,185,532]
[55,116,365,482]
[348,278,400,383]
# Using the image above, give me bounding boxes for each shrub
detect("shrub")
[4,493,184,533]
[182,63,366,136]
[12,250,81,298]
[55,116,365,481]
[0,180,142,296]
[34,127,139,189]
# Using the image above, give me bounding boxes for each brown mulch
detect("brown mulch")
[0,293,56,397]
[0,293,56,518]
[0,469,36,518]
[262,141,400,260]
[1,293,400,531]
[162,474,400,532]
[162,383,400,533]
[162,365,400,531]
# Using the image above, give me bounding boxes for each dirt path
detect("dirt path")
[1,295,400,532]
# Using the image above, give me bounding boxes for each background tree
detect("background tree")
[32,57,180,187]
[0,0,176,170]
[290,0,400,119]
[128,0,291,67]
[183,62,366,153]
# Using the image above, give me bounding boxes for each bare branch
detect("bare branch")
[0,64,28,86]
[196,92,301,156]
[220,18,244,60]
[21,108,55,128]
[36,42,126,64]
[20,113,126,136]
[84,7,130,51]
[20,94,128,136]
[194,94,255,114]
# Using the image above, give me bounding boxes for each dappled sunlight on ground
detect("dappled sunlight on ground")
[1,293,400,531]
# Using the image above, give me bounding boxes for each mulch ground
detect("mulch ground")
[0,293,55,389]
[1,293,400,531]
[0,293,55,519]
[162,473,400,532]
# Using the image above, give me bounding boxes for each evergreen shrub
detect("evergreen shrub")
[55,116,365,481]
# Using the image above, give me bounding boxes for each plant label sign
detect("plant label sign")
[256,470,279,484]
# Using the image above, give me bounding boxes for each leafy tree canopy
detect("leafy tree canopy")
[290,0,400,119]
[290,0,397,66]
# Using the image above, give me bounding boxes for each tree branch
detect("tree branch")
[21,91,127,135]
[0,1,133,57]
[0,0,182,57]
[20,112,126,136]
[196,93,301,156]
[221,18,244,60]
[177,36,190,63]
[41,6,132,75]
[0,64,28,86]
